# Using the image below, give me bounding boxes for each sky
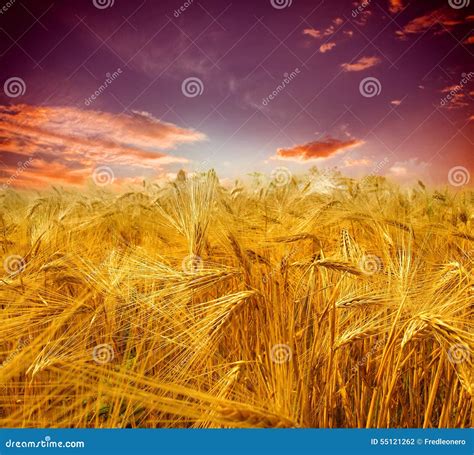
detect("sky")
[0,0,473,188]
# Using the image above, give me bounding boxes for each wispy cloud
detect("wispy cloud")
[273,137,364,162]
[319,42,337,53]
[396,8,470,39]
[341,56,381,72]
[344,157,373,167]
[0,105,206,187]
[440,84,470,109]
[388,158,431,183]
[303,27,335,39]
[303,17,344,41]
[303,28,322,39]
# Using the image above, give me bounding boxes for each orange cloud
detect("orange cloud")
[389,0,404,14]
[303,20,341,40]
[0,105,206,188]
[351,1,372,26]
[273,137,364,162]
[465,36,474,44]
[395,9,470,39]
[303,28,322,39]
[341,56,381,72]
[440,85,470,109]
[319,42,336,53]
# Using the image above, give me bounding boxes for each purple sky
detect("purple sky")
[0,0,473,187]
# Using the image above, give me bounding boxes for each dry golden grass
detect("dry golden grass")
[0,171,472,428]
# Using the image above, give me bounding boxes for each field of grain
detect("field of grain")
[0,171,472,428]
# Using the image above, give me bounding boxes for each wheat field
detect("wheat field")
[0,170,472,428]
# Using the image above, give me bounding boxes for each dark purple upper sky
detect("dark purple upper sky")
[0,0,473,187]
